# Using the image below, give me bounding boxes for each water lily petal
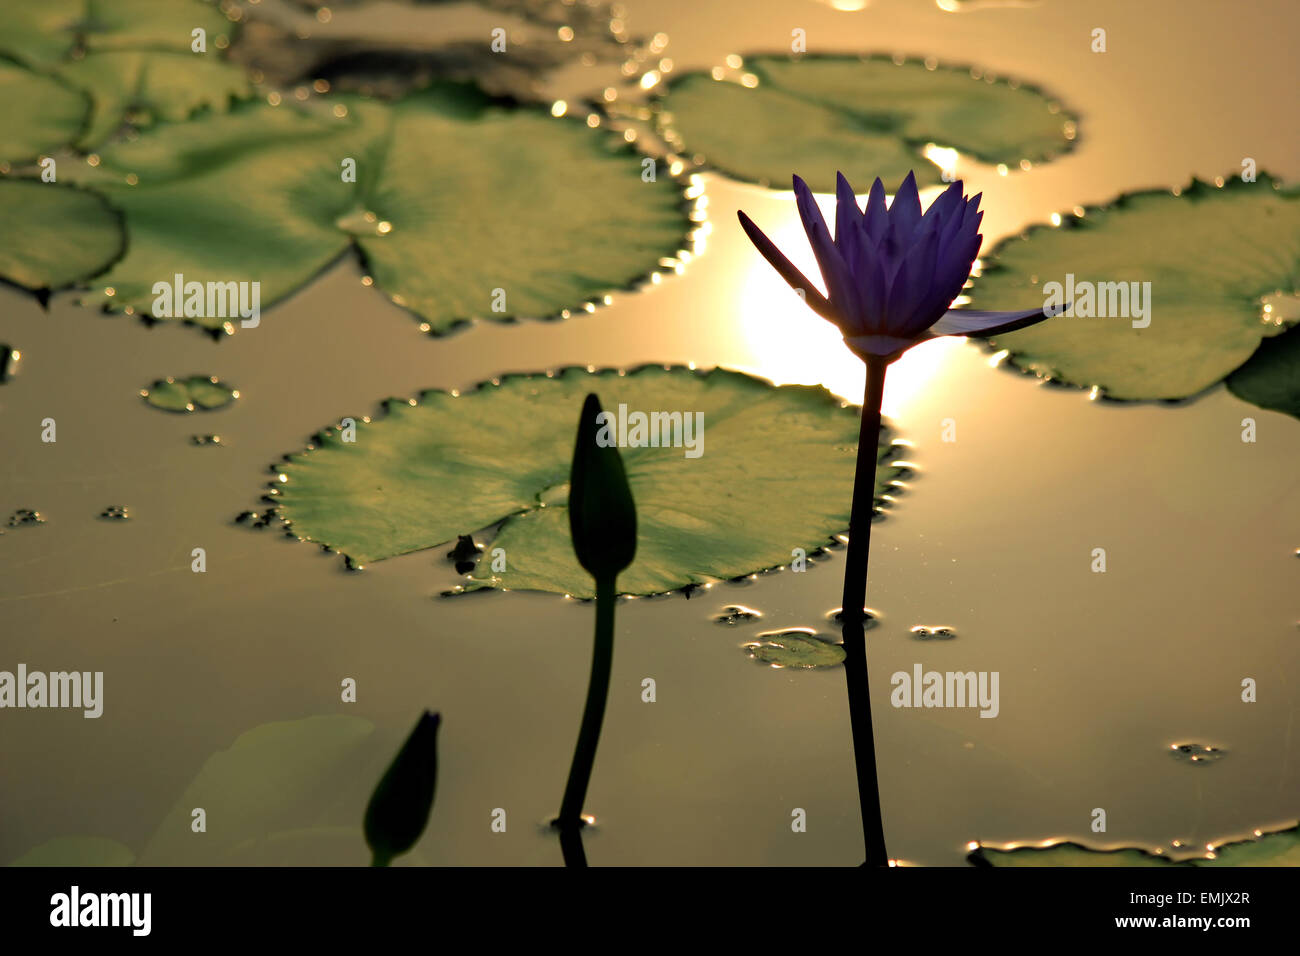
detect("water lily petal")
[888,170,923,241]
[834,172,864,275]
[862,176,890,242]
[895,226,942,334]
[858,241,890,331]
[929,306,1057,338]
[920,180,964,233]
[736,210,836,320]
[794,175,861,323]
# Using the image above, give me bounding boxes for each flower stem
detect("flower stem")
[841,354,890,867]
[556,573,617,864]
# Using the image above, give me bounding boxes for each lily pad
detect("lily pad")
[138,715,378,865]
[0,2,246,158]
[0,61,87,164]
[141,375,238,412]
[0,0,233,67]
[744,629,845,669]
[657,55,1076,191]
[973,176,1300,401]
[970,821,1300,867]
[0,0,83,66]
[68,84,691,333]
[1226,321,1300,419]
[54,50,253,150]
[272,366,907,598]
[8,835,136,867]
[78,0,234,57]
[0,180,123,293]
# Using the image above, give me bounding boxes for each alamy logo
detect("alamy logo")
[890,664,999,718]
[50,886,150,936]
[1043,273,1151,328]
[0,664,102,718]
[595,404,705,458]
[151,273,261,327]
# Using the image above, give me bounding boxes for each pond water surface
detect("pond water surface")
[1,0,1297,865]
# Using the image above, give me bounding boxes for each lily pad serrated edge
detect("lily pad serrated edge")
[56,86,699,338]
[651,52,1080,189]
[254,364,912,597]
[346,89,702,338]
[973,171,1299,402]
[967,818,1300,867]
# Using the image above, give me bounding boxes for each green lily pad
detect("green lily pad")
[9,835,136,867]
[67,84,690,333]
[0,0,83,66]
[745,629,846,669]
[272,365,907,598]
[970,821,1300,867]
[1226,321,1300,419]
[0,2,246,158]
[55,50,253,150]
[0,0,233,67]
[0,180,123,293]
[138,715,378,865]
[79,0,234,56]
[0,61,87,165]
[141,375,238,412]
[657,54,1076,191]
[973,176,1300,401]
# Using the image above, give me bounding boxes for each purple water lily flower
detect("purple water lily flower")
[738,170,1056,361]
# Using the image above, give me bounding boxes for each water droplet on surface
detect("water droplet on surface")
[7,509,44,528]
[910,625,957,640]
[824,607,881,628]
[98,506,129,521]
[713,604,762,626]
[0,344,18,382]
[190,434,223,446]
[1170,742,1224,764]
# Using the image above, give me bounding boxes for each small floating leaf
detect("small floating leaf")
[142,375,238,413]
[658,55,1075,191]
[272,366,907,598]
[973,176,1300,401]
[744,629,845,669]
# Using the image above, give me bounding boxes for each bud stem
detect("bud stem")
[556,573,617,863]
[841,354,890,867]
